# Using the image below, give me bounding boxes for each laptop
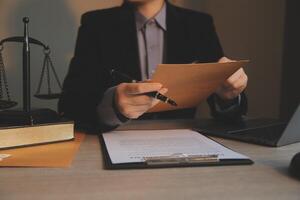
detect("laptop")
[195,104,300,147]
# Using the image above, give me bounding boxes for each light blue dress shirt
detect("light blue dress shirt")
[97,3,167,126]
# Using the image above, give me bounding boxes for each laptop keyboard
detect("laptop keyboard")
[196,119,288,146]
[230,123,287,146]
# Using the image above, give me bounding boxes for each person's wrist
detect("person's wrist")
[112,92,130,123]
[214,93,239,110]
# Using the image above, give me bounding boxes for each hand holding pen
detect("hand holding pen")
[111,69,177,119]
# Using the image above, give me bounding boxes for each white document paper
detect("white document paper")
[102,129,249,164]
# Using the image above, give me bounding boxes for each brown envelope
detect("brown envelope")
[0,132,85,168]
[148,60,249,113]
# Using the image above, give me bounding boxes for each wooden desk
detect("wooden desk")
[0,120,299,200]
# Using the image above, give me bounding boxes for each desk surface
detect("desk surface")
[0,120,299,200]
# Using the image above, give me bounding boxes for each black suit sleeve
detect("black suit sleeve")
[208,92,248,121]
[203,16,248,120]
[203,15,224,62]
[58,15,117,133]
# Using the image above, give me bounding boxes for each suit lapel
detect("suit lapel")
[117,4,141,81]
[165,2,191,64]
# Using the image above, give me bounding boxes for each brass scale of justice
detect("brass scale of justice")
[0,18,63,125]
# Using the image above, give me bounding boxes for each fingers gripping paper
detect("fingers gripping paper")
[148,60,249,113]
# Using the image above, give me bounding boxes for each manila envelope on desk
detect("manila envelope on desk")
[148,60,249,113]
[0,132,85,168]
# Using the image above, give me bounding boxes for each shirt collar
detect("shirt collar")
[135,2,166,31]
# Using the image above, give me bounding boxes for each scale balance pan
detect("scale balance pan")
[34,93,61,100]
[0,100,18,110]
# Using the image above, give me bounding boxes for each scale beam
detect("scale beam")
[0,36,48,49]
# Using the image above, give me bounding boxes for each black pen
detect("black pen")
[110,69,177,107]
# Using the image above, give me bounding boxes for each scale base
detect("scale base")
[0,108,61,127]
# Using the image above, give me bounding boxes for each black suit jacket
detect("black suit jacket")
[58,2,247,132]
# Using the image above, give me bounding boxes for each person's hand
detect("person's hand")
[215,57,248,100]
[115,82,168,119]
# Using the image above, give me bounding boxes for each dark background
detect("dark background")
[0,0,298,119]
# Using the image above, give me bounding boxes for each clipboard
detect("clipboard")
[99,130,253,170]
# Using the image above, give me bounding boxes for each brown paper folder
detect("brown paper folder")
[0,132,85,168]
[148,60,249,113]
